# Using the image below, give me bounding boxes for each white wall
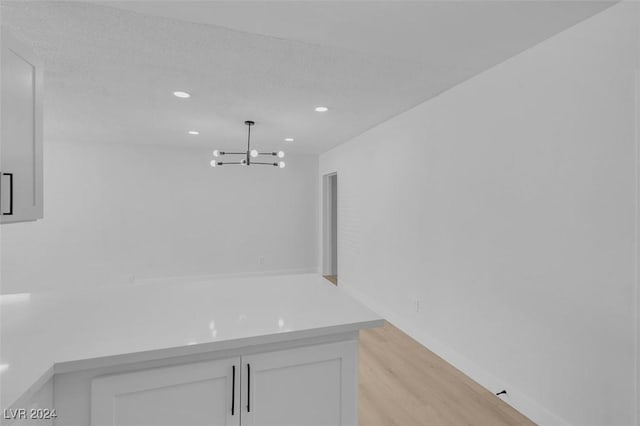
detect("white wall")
[320,3,639,425]
[634,15,640,420]
[635,64,640,426]
[1,142,318,294]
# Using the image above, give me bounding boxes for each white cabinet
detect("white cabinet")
[242,340,357,426]
[89,340,358,426]
[0,30,43,223]
[91,358,241,426]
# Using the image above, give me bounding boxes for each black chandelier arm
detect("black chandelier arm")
[251,162,279,166]
[217,162,247,166]
[217,152,274,156]
[247,122,252,153]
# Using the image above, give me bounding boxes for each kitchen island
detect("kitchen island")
[1,273,383,426]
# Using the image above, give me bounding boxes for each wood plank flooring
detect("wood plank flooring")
[358,321,535,426]
[323,275,338,285]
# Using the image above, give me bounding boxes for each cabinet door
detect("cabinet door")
[242,340,358,426]
[91,358,241,426]
[1,31,43,223]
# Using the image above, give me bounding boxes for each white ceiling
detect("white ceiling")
[1,1,613,154]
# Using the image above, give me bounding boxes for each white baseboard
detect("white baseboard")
[341,284,571,426]
[133,268,319,285]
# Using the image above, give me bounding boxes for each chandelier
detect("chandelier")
[210,121,285,168]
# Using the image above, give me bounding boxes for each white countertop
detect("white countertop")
[0,273,383,409]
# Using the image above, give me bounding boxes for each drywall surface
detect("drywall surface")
[1,142,318,293]
[320,3,639,425]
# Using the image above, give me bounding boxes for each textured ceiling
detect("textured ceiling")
[1,1,613,154]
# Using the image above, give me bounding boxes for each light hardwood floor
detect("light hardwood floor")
[323,275,338,285]
[359,322,535,425]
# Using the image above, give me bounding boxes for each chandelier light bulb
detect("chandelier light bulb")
[277,151,285,158]
[210,160,217,168]
[240,159,247,166]
[213,150,220,157]
[250,149,258,158]
[278,161,286,169]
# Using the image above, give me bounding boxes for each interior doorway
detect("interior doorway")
[322,173,338,285]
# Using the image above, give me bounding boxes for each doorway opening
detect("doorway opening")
[322,173,338,285]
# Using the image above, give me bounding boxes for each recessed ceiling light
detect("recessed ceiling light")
[173,91,191,98]
[314,106,329,112]
[188,130,199,135]
[284,138,294,142]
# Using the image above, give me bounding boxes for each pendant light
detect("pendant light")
[210,121,285,168]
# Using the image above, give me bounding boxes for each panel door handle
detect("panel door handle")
[231,365,236,415]
[2,173,13,215]
[246,363,251,413]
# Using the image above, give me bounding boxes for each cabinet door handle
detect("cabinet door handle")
[2,173,13,216]
[246,363,251,413]
[231,365,236,415]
